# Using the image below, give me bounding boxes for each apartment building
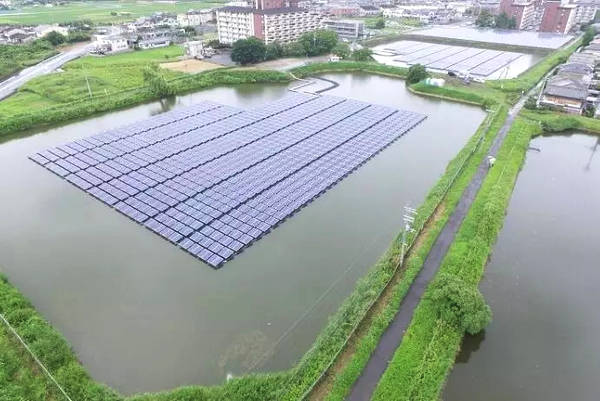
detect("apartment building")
[540,0,576,32]
[216,0,322,44]
[499,0,536,29]
[322,19,365,39]
[572,0,600,24]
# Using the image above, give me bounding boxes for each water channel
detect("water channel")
[444,132,600,401]
[0,73,486,394]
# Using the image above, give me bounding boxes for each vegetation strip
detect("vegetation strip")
[370,115,539,401]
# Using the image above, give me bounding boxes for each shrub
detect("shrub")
[351,48,373,62]
[43,31,66,46]
[428,273,491,335]
[231,37,266,65]
[407,64,428,84]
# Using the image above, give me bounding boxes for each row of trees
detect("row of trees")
[476,10,517,29]
[43,30,91,46]
[230,30,373,65]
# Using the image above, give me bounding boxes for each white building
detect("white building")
[34,24,69,38]
[177,9,215,26]
[94,35,130,53]
[217,5,322,44]
[323,19,365,39]
[573,0,600,23]
[216,6,255,44]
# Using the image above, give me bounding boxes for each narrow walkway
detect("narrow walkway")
[346,82,541,400]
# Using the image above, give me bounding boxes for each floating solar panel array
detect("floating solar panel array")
[30,93,426,268]
[383,41,525,78]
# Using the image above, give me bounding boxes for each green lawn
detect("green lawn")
[0,41,57,80]
[0,45,184,116]
[0,0,226,25]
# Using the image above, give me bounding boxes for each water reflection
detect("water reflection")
[455,331,486,364]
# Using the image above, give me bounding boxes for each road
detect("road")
[0,42,93,101]
[345,80,544,401]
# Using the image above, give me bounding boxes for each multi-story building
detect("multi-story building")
[540,0,576,32]
[572,0,600,24]
[499,0,536,29]
[177,9,215,27]
[322,19,365,39]
[216,0,323,44]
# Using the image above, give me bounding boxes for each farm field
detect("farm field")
[0,0,225,25]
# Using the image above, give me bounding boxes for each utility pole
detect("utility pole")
[399,205,417,268]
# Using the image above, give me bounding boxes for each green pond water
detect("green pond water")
[0,73,485,394]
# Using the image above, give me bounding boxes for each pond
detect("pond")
[444,133,600,401]
[0,73,486,394]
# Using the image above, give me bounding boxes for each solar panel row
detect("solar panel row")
[30,93,426,268]
[386,41,525,78]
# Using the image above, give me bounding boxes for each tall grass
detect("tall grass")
[371,116,540,401]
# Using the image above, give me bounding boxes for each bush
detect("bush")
[231,37,266,65]
[428,273,491,335]
[265,42,284,61]
[43,31,66,46]
[298,29,338,57]
[406,64,429,84]
[583,26,595,46]
[332,42,350,59]
[524,95,538,110]
[351,48,373,62]
[374,18,385,29]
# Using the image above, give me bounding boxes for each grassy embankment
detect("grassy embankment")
[0,46,291,140]
[0,0,226,25]
[358,39,588,401]
[369,106,600,401]
[0,41,58,80]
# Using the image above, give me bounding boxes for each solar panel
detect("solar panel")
[30,93,426,268]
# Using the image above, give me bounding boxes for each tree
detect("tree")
[374,18,385,29]
[428,273,492,335]
[332,42,351,59]
[299,29,338,57]
[265,42,284,60]
[231,37,266,64]
[143,64,174,97]
[475,10,495,27]
[351,48,373,61]
[495,12,517,29]
[406,64,429,84]
[43,31,66,46]
[524,95,538,110]
[282,41,305,57]
[583,26,595,46]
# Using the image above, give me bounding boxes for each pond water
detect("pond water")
[0,73,485,394]
[444,133,600,401]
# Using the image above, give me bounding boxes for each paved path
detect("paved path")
[0,42,93,101]
[345,81,543,401]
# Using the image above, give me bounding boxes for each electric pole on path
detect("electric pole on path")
[399,205,417,268]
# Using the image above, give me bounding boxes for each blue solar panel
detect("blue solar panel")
[30,93,425,268]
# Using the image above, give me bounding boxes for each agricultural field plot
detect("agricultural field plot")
[0,0,225,25]
[384,40,524,78]
[30,92,425,268]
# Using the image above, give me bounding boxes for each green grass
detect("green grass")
[521,108,600,134]
[371,115,540,401]
[291,61,408,79]
[0,40,57,80]
[1,46,183,110]
[0,0,225,25]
